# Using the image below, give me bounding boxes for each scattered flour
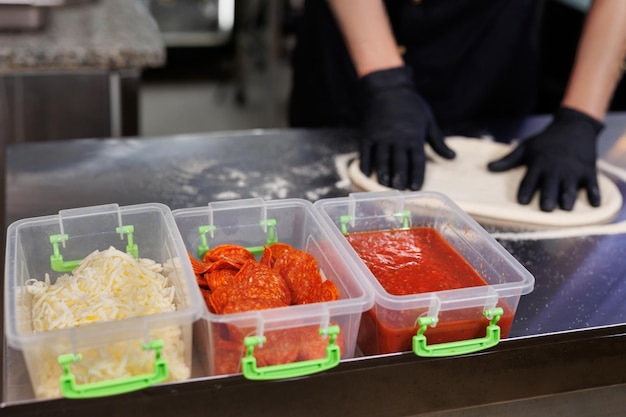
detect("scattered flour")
[250,175,291,200]
[491,220,626,241]
[214,191,242,200]
[306,186,332,201]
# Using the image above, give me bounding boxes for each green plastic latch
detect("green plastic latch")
[246,219,278,257]
[58,339,168,399]
[339,215,353,235]
[197,225,216,260]
[49,225,139,273]
[116,225,138,259]
[412,307,503,357]
[398,210,411,229]
[197,219,278,259]
[241,325,341,380]
[50,234,80,273]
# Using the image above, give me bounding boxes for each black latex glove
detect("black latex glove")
[487,107,604,212]
[359,66,455,190]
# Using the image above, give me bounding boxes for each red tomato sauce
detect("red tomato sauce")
[345,227,514,355]
[345,228,487,294]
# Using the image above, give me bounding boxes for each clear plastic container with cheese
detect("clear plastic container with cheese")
[4,203,204,400]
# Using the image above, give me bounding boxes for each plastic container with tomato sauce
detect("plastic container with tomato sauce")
[172,198,373,380]
[314,191,535,358]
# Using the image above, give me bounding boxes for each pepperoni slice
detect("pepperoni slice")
[221,297,286,315]
[209,282,249,314]
[213,339,244,375]
[188,252,211,275]
[195,273,211,291]
[297,324,345,361]
[273,249,323,304]
[206,259,241,272]
[267,243,295,265]
[233,260,291,305]
[206,268,238,291]
[304,279,340,304]
[259,246,273,267]
[222,298,290,343]
[209,264,290,314]
[202,244,255,267]
[198,286,214,311]
[254,329,300,367]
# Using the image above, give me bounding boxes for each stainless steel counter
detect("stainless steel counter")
[3,122,626,416]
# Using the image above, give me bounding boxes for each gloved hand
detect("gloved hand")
[359,66,455,190]
[487,107,604,212]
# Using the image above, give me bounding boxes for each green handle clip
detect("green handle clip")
[197,219,278,259]
[50,226,138,273]
[412,307,503,357]
[49,234,81,272]
[58,339,168,399]
[241,326,341,380]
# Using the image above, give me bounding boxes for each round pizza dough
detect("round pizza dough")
[347,136,623,228]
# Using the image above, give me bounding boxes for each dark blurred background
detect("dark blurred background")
[138,0,626,137]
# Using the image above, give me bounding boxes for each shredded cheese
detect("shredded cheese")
[25,247,191,399]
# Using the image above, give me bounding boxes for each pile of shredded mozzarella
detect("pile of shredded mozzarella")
[25,246,190,398]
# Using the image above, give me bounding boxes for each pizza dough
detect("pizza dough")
[347,137,623,228]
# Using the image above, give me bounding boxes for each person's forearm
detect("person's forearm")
[326,0,403,77]
[561,0,626,120]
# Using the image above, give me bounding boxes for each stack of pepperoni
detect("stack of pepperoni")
[188,243,343,375]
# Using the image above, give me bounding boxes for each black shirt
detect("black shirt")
[289,0,541,137]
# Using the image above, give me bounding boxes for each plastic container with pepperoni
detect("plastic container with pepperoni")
[172,198,373,380]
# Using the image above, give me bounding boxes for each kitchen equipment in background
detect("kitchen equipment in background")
[0,0,61,31]
[146,0,235,47]
[0,0,97,31]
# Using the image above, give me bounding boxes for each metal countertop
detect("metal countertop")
[3,121,626,416]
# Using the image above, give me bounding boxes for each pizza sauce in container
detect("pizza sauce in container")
[314,191,535,357]
[346,227,515,355]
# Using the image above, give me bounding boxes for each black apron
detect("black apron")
[289,0,541,139]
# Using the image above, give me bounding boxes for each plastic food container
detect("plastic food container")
[314,191,535,357]
[172,198,373,380]
[4,203,204,399]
